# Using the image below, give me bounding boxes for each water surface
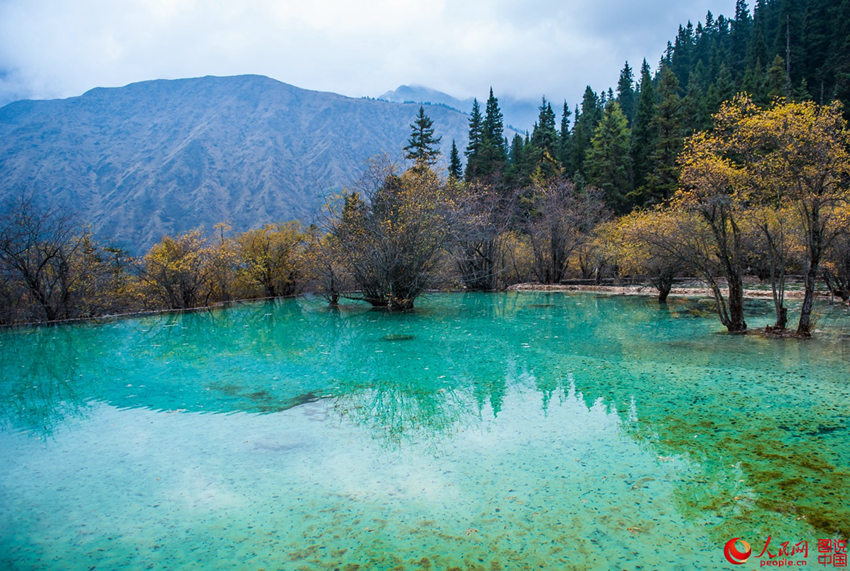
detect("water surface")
[1,293,848,569]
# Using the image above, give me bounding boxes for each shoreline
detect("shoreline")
[3,285,844,329]
[506,283,839,300]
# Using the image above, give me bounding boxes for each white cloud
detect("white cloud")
[0,0,738,107]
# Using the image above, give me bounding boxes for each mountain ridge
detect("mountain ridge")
[0,74,471,253]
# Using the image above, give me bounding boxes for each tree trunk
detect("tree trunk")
[726,272,747,333]
[653,273,674,303]
[797,264,818,336]
[797,215,823,337]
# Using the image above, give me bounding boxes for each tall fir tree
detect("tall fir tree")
[616,61,637,125]
[801,0,832,103]
[448,140,463,180]
[559,101,572,173]
[742,58,767,104]
[404,106,441,171]
[671,22,696,88]
[529,98,562,183]
[828,0,850,111]
[504,133,528,187]
[629,60,657,205]
[643,66,684,204]
[464,99,484,181]
[570,86,602,180]
[765,55,788,100]
[683,61,710,132]
[731,0,753,79]
[714,62,735,104]
[479,88,508,180]
[585,101,632,213]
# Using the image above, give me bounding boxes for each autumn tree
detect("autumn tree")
[677,130,749,332]
[523,181,607,284]
[140,229,213,310]
[0,196,96,322]
[822,203,850,301]
[237,222,306,298]
[329,159,452,310]
[207,222,238,302]
[727,97,850,335]
[742,205,798,329]
[605,208,688,302]
[304,226,352,306]
[450,182,511,291]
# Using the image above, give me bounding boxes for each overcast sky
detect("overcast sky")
[0,0,737,107]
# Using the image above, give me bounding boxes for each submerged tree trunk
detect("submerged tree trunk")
[769,268,787,329]
[797,263,819,336]
[652,272,675,304]
[726,271,747,333]
[701,272,746,333]
[797,209,824,337]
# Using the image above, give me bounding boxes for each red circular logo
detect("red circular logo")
[724,538,752,565]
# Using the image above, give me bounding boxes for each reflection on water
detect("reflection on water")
[0,293,848,568]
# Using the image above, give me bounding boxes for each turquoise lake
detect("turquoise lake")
[1,292,848,570]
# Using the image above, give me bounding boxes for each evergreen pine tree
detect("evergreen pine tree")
[644,66,684,204]
[529,98,562,182]
[671,22,696,87]
[827,0,850,113]
[464,99,484,181]
[479,88,508,180]
[616,61,637,125]
[683,61,710,132]
[731,0,753,79]
[585,101,632,213]
[715,62,735,103]
[742,58,767,104]
[801,0,832,103]
[558,101,572,173]
[747,22,769,73]
[404,106,441,171]
[504,133,528,187]
[629,60,657,203]
[448,140,463,180]
[570,86,602,180]
[766,55,788,100]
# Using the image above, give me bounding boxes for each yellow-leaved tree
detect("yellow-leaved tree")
[236,222,306,299]
[140,229,213,309]
[678,95,850,335]
[677,126,750,332]
[726,97,850,335]
[604,208,690,303]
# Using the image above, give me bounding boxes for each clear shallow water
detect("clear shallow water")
[0,292,848,570]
